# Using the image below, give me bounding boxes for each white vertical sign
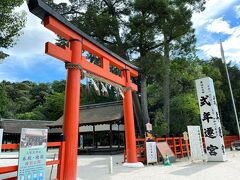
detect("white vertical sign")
[146,141,157,164]
[0,129,3,154]
[196,77,227,161]
[187,126,205,161]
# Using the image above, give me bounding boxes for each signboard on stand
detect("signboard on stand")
[17,128,48,180]
[146,141,157,164]
[156,142,176,163]
[187,126,205,161]
[146,123,152,131]
[0,129,3,154]
[196,77,227,161]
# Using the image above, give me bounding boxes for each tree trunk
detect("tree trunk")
[163,40,171,136]
[141,73,150,127]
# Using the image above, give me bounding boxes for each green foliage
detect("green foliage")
[52,80,66,93]
[170,93,200,134]
[42,92,65,121]
[46,0,240,136]
[0,0,26,59]
[153,111,168,136]
[148,58,203,135]
[1,0,239,137]
[47,0,206,125]
[16,110,45,120]
[0,84,9,117]
[0,80,118,121]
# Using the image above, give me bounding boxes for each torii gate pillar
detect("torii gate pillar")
[63,39,82,179]
[27,0,143,178]
[123,69,144,167]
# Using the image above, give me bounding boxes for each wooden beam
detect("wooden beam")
[43,16,139,80]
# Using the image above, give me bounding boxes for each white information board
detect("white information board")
[18,128,48,180]
[0,129,3,154]
[146,123,152,131]
[146,141,157,164]
[196,77,227,161]
[187,126,205,161]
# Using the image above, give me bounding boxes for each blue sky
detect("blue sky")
[1,0,240,83]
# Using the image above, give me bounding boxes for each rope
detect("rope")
[65,63,85,79]
[65,63,132,92]
[65,63,82,70]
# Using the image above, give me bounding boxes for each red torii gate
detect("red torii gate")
[28,0,143,179]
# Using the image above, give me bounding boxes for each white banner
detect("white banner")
[196,77,227,161]
[0,129,3,154]
[146,141,157,164]
[187,126,205,161]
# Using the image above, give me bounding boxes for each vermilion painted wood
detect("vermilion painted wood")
[0,142,64,180]
[57,142,65,180]
[47,142,62,147]
[44,16,80,40]
[46,160,60,166]
[43,16,138,82]
[81,57,126,87]
[43,11,140,179]
[123,69,138,163]
[124,136,240,163]
[82,38,138,77]
[1,144,19,149]
[45,42,72,63]
[0,165,18,174]
[62,40,82,180]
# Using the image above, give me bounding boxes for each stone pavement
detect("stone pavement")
[1,150,240,180]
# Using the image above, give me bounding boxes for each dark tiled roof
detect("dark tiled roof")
[0,101,124,133]
[49,101,123,128]
[0,119,52,134]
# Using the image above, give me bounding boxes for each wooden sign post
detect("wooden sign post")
[183,131,190,159]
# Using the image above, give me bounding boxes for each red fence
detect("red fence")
[124,136,240,163]
[0,141,65,180]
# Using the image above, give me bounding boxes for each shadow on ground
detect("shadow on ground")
[170,161,218,176]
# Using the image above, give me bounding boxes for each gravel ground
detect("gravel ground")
[1,150,240,180]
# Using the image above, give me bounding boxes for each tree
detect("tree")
[126,0,169,124]
[30,83,52,108]
[170,93,200,135]
[48,0,206,130]
[154,1,205,134]
[0,84,9,117]
[52,80,66,93]
[201,57,240,135]
[148,58,204,136]
[43,92,65,121]
[0,0,26,59]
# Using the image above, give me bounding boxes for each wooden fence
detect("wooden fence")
[124,135,240,163]
[0,141,65,180]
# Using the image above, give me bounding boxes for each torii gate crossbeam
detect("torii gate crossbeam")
[28,0,143,179]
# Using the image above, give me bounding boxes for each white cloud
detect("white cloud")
[0,1,69,82]
[1,1,57,71]
[206,17,233,34]
[192,0,238,29]
[53,0,70,5]
[235,5,240,18]
[198,25,240,63]
[5,2,56,58]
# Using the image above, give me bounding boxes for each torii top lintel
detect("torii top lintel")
[28,0,139,91]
